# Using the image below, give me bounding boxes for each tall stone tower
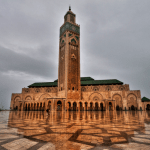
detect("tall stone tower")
[58,7,81,100]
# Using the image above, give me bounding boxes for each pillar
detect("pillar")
[82,102,85,111]
[88,102,90,111]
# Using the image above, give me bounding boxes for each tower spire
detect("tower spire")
[69,5,71,10]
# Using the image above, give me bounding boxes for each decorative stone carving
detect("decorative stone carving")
[39,94,51,101]
[81,87,86,92]
[25,89,30,93]
[89,92,103,101]
[127,93,137,107]
[93,96,99,101]
[105,86,112,91]
[119,86,125,91]
[93,86,99,92]
[14,96,21,102]
[25,96,32,101]
[35,88,40,93]
[46,88,51,93]
[113,94,122,107]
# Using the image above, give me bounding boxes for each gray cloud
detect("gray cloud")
[0,0,150,109]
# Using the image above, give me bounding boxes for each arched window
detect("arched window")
[71,38,76,44]
[72,87,74,90]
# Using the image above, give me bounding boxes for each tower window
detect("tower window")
[65,15,67,22]
[71,39,76,44]
[70,15,74,23]
[72,87,74,90]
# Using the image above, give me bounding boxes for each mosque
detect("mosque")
[10,7,150,111]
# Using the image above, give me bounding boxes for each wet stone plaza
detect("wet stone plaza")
[0,111,150,150]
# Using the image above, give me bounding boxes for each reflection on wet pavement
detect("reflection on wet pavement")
[0,111,150,150]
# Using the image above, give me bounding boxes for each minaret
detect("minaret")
[58,7,81,100]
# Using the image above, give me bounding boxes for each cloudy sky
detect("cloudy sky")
[0,0,150,109]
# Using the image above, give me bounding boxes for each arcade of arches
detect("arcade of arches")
[11,91,150,111]
[13,92,144,111]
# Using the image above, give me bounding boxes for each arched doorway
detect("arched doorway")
[19,103,22,111]
[15,106,18,111]
[95,102,98,111]
[73,102,77,111]
[109,102,112,111]
[25,104,27,111]
[31,103,33,111]
[34,103,36,111]
[68,102,71,111]
[57,101,62,111]
[79,102,82,111]
[85,102,88,111]
[37,103,40,111]
[90,102,93,111]
[131,105,135,111]
[42,102,45,111]
[116,105,120,111]
[100,103,103,111]
[28,104,30,111]
[147,104,150,110]
[40,103,42,111]
[48,101,51,111]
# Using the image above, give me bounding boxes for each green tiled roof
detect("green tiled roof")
[142,97,150,102]
[80,77,94,81]
[28,82,57,87]
[28,77,123,87]
[81,79,123,86]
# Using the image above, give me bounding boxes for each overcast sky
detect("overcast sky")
[0,0,150,109]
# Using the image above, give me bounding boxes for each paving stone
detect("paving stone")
[2,138,38,150]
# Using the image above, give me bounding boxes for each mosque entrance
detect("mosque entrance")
[85,102,88,111]
[79,102,82,111]
[57,101,62,111]
[95,102,98,111]
[100,103,103,111]
[73,102,77,111]
[48,101,51,111]
[68,102,71,111]
[146,104,150,110]
[131,105,135,111]
[90,102,93,111]
[109,102,112,111]
[116,105,120,111]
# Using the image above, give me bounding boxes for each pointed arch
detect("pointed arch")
[89,92,103,101]
[71,38,76,44]
[39,93,51,101]
[112,94,122,108]
[25,96,32,101]
[127,93,137,109]
[14,96,21,102]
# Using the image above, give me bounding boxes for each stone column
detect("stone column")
[62,99,65,111]
[93,102,95,111]
[21,102,24,111]
[77,102,79,111]
[122,98,127,111]
[88,102,90,111]
[52,99,55,111]
[70,101,73,111]
[82,102,85,111]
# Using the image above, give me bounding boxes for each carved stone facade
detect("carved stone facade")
[10,7,150,111]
